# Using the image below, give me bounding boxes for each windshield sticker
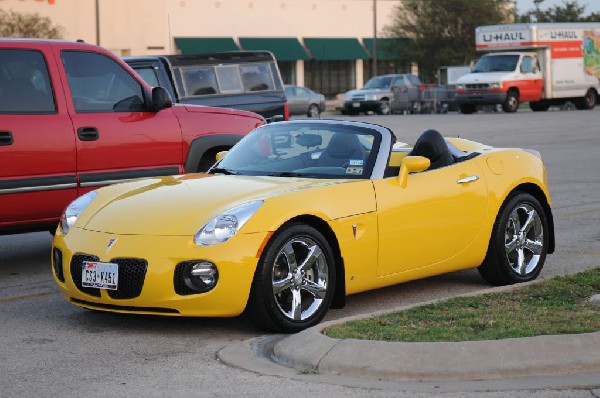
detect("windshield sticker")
[346,166,363,175]
[349,159,364,166]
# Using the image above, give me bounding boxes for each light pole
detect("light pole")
[373,0,378,77]
[95,0,100,46]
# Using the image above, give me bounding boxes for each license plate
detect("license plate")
[82,261,118,290]
[352,102,360,108]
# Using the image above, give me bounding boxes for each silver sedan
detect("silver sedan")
[285,85,326,117]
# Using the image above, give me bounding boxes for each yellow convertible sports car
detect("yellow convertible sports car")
[52,120,554,332]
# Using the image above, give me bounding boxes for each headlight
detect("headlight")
[365,94,378,101]
[490,82,503,89]
[456,84,465,90]
[59,191,98,234]
[194,201,263,246]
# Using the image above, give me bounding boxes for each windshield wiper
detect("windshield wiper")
[266,172,304,177]
[209,167,238,175]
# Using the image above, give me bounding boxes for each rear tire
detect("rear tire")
[478,193,548,286]
[575,89,597,110]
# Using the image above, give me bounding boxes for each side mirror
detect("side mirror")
[397,156,430,188]
[266,115,284,124]
[149,86,173,112]
[215,151,228,161]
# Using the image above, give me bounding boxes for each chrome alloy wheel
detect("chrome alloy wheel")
[271,237,329,321]
[504,203,544,276]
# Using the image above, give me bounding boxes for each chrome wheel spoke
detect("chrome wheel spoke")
[299,245,322,273]
[516,248,526,275]
[302,279,327,299]
[282,242,298,270]
[291,287,302,321]
[509,211,521,232]
[505,236,518,254]
[272,275,293,295]
[524,239,544,255]
[520,210,539,235]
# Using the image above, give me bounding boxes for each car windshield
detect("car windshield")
[472,54,519,73]
[363,76,393,89]
[213,123,381,179]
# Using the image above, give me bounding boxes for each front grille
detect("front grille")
[52,248,65,282]
[465,83,490,91]
[70,254,147,299]
[107,258,147,299]
[71,254,101,297]
[350,95,365,101]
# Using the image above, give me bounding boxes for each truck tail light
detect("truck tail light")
[284,102,290,120]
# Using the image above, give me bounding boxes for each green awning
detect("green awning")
[303,38,369,61]
[174,37,240,54]
[362,38,408,60]
[239,38,310,61]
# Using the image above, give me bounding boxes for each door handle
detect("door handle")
[457,175,479,184]
[77,127,99,141]
[0,131,13,146]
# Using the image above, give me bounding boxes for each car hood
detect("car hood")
[457,72,518,84]
[79,174,371,236]
[345,88,389,96]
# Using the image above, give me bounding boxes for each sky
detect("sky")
[515,0,600,15]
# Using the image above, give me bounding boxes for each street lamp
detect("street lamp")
[373,0,378,77]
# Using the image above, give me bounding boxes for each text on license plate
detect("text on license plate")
[82,261,118,290]
[352,102,360,108]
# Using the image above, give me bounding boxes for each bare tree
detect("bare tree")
[0,9,63,39]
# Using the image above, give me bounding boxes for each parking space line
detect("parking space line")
[0,291,56,303]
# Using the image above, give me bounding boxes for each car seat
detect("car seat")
[317,132,365,167]
[408,129,454,170]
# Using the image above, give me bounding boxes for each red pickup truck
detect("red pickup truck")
[0,39,264,235]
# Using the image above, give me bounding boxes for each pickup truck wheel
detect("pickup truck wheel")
[459,104,475,114]
[377,100,391,115]
[575,89,597,110]
[502,91,519,113]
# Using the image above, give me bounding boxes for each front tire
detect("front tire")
[502,90,520,113]
[246,223,336,333]
[377,100,391,115]
[478,193,548,286]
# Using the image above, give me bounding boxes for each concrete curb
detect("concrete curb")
[271,282,600,382]
[273,327,600,382]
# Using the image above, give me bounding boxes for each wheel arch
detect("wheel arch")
[184,134,246,172]
[503,183,555,254]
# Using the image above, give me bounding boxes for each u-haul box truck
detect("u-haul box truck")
[455,23,600,113]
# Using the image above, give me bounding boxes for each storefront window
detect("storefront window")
[304,60,355,99]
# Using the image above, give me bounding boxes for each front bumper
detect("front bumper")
[52,228,269,317]
[455,92,507,105]
[343,100,381,112]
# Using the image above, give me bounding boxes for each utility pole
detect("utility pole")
[373,0,378,77]
[95,0,100,46]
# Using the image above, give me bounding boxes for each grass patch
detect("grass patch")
[324,267,600,342]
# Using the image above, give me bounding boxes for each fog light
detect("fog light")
[191,262,218,286]
[178,261,219,293]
